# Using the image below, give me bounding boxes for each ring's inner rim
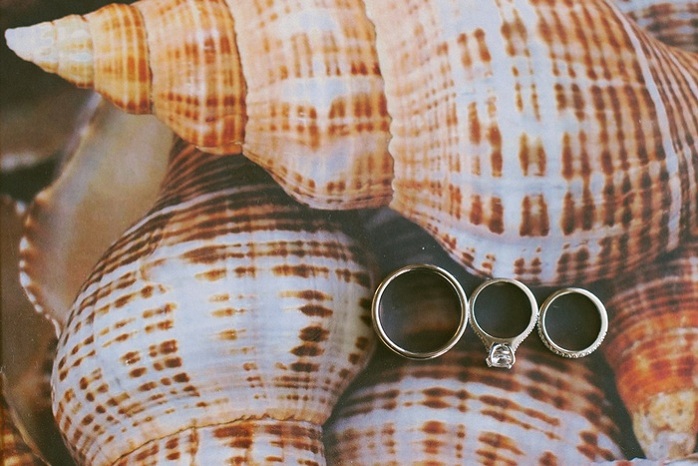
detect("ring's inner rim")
[543,292,602,351]
[377,268,463,355]
[472,282,533,339]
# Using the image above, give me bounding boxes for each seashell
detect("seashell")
[1,196,75,464]
[325,339,625,463]
[51,140,375,465]
[612,0,698,52]
[5,0,698,285]
[603,241,698,459]
[3,0,393,210]
[365,0,698,286]
[19,100,173,330]
[1,376,47,466]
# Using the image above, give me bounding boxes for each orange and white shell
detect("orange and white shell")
[5,0,698,286]
[51,141,375,465]
[4,0,393,211]
[325,340,624,464]
[367,0,698,286]
[604,241,698,459]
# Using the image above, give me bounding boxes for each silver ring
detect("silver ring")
[469,278,538,369]
[538,287,608,358]
[371,264,469,360]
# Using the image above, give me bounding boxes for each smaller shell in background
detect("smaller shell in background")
[1,196,74,464]
[613,0,698,52]
[51,141,376,465]
[19,101,173,331]
[604,241,698,459]
[1,376,47,466]
[325,339,625,464]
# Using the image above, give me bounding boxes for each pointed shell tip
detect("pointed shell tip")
[4,24,58,72]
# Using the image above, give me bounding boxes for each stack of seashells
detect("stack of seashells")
[1,0,697,464]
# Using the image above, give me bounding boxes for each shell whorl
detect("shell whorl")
[365,0,698,285]
[51,141,376,465]
[604,241,698,459]
[5,0,698,285]
[613,0,698,53]
[325,341,624,464]
[5,0,245,155]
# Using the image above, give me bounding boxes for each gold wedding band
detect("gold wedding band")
[372,264,469,360]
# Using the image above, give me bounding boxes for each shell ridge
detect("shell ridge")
[130,2,154,114]
[611,2,685,246]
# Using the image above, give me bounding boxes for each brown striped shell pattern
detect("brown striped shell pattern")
[604,240,698,459]
[49,140,376,465]
[2,0,698,464]
[325,208,627,464]
[4,0,698,286]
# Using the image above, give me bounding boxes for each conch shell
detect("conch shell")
[325,340,625,463]
[5,0,698,286]
[4,0,393,210]
[51,140,375,465]
[603,241,698,459]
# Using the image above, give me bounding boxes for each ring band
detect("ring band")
[538,287,608,358]
[469,278,538,369]
[371,264,469,360]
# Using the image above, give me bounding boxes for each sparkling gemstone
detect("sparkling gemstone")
[487,343,515,369]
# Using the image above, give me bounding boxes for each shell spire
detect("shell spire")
[5,0,246,155]
[5,16,95,88]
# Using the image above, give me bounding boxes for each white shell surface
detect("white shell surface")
[363,0,698,285]
[51,143,375,465]
[326,341,624,464]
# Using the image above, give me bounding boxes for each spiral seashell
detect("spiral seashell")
[51,140,375,465]
[603,242,698,459]
[613,0,698,52]
[325,339,624,464]
[3,0,393,210]
[19,101,173,329]
[5,0,698,285]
